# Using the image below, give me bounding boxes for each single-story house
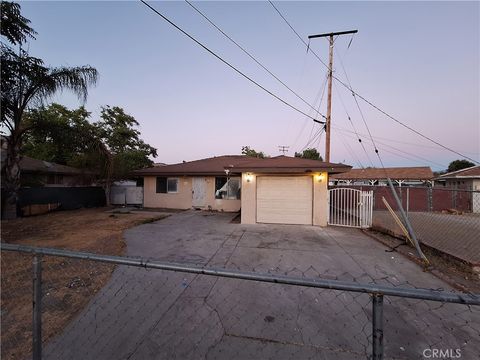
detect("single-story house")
[18,156,97,187]
[133,155,351,226]
[434,166,480,213]
[330,166,434,187]
[434,165,480,191]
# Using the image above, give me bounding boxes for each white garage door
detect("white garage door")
[257,176,313,225]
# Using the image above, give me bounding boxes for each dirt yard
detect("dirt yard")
[1,207,169,360]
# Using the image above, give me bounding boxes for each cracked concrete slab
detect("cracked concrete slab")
[44,211,480,360]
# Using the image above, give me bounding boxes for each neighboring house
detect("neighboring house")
[330,167,434,187]
[434,165,480,214]
[434,165,480,191]
[18,156,96,187]
[133,155,351,226]
[1,135,96,187]
[1,154,102,217]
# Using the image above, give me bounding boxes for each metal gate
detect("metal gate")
[328,188,373,228]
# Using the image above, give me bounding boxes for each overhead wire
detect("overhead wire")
[140,0,326,123]
[302,126,325,152]
[336,131,364,168]
[291,72,328,149]
[333,48,448,170]
[334,82,374,167]
[299,73,329,152]
[184,0,326,120]
[267,0,479,164]
[335,128,448,169]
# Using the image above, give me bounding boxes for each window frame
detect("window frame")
[214,176,241,200]
[167,177,179,194]
[156,177,180,194]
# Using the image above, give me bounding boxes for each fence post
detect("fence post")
[32,255,42,360]
[427,187,433,212]
[406,187,409,217]
[372,293,384,360]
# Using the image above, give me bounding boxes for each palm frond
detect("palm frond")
[34,66,99,104]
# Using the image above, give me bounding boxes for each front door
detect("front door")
[192,177,207,208]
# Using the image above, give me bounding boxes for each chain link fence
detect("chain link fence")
[331,185,480,265]
[2,243,479,360]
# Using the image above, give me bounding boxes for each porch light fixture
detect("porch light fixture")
[315,173,325,182]
[245,173,253,183]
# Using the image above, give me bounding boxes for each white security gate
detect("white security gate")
[328,188,373,228]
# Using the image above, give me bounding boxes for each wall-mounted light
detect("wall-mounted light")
[245,173,253,183]
[315,173,326,182]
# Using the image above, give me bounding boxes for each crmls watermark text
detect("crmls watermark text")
[423,348,462,358]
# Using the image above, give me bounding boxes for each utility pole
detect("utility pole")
[278,145,289,155]
[308,30,358,163]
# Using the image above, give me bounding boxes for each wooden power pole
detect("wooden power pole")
[308,30,358,163]
[278,145,289,155]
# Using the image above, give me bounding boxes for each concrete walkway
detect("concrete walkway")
[44,211,480,360]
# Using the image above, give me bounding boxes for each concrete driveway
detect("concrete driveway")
[45,211,480,360]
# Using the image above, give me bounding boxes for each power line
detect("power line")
[302,125,325,152]
[268,0,329,69]
[267,1,479,164]
[336,131,364,168]
[184,0,326,120]
[140,0,325,124]
[291,73,328,149]
[334,82,375,167]
[298,77,328,153]
[336,128,448,169]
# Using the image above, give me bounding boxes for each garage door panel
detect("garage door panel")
[257,176,312,225]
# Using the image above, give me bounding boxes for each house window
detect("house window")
[156,177,179,193]
[167,178,178,193]
[215,177,241,200]
[156,177,167,193]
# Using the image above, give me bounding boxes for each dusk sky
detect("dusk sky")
[21,1,479,170]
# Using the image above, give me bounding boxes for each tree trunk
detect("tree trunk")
[2,134,21,219]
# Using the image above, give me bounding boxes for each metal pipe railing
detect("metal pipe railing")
[2,243,479,305]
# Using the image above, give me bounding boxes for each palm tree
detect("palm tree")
[1,2,99,218]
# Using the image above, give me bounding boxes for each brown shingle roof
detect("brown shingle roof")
[232,156,351,174]
[436,165,480,179]
[331,167,433,181]
[19,156,95,175]
[133,155,351,176]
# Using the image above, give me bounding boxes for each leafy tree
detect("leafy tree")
[447,160,475,173]
[22,104,157,181]
[94,106,157,180]
[0,1,36,45]
[294,148,323,161]
[241,146,267,158]
[1,2,98,218]
[22,104,94,165]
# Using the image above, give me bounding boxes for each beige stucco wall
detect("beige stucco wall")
[143,176,240,212]
[241,173,257,224]
[313,173,328,226]
[143,176,193,209]
[241,172,329,226]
